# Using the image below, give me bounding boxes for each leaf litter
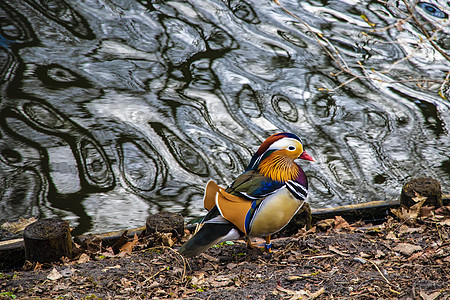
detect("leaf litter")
[1,203,449,299]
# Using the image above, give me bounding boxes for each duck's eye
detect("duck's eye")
[288,146,296,151]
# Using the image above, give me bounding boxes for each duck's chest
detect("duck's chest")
[248,187,305,237]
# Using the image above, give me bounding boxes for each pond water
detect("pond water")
[0,0,449,238]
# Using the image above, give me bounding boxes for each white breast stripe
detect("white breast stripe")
[286,181,307,200]
[287,180,308,194]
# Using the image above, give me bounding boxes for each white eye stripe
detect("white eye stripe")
[268,138,301,151]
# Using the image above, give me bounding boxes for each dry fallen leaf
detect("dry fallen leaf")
[199,252,220,263]
[310,287,325,299]
[190,272,206,286]
[420,206,435,218]
[316,219,334,231]
[1,217,37,233]
[393,243,422,256]
[287,271,321,281]
[391,195,427,225]
[111,230,129,254]
[419,290,441,300]
[395,19,404,31]
[375,250,385,259]
[120,277,132,288]
[385,232,397,240]
[119,233,139,255]
[59,267,75,277]
[100,247,116,258]
[159,232,174,247]
[334,216,352,231]
[412,194,428,203]
[435,205,450,216]
[439,219,450,226]
[209,275,233,288]
[102,265,121,272]
[47,268,63,281]
[77,253,90,264]
[276,285,308,300]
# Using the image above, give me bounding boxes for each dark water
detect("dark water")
[0,0,449,238]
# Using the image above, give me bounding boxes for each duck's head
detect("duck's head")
[246,132,314,172]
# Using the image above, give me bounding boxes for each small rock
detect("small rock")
[353,257,367,264]
[359,252,371,258]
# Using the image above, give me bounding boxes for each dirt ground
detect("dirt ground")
[1,205,449,300]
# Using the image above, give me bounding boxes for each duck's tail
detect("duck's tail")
[178,222,241,257]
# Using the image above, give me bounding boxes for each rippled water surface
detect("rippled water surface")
[0,0,449,238]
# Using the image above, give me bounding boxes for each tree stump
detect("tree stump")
[145,211,185,238]
[23,218,73,263]
[400,177,442,208]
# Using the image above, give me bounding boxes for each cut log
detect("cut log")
[311,199,401,225]
[23,218,73,263]
[400,177,442,208]
[0,238,25,270]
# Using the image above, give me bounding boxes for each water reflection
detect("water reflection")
[0,0,448,238]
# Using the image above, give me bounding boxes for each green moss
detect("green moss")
[0,291,17,299]
[213,241,234,248]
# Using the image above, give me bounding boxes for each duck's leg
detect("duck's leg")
[245,236,257,248]
[245,236,272,253]
[264,236,272,252]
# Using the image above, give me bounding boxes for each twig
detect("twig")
[369,15,413,33]
[273,0,352,75]
[380,48,418,74]
[367,259,397,290]
[273,0,449,94]
[401,0,450,62]
[146,245,189,283]
[142,266,167,284]
[324,75,359,92]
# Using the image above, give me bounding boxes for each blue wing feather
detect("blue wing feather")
[225,170,284,200]
[238,178,284,199]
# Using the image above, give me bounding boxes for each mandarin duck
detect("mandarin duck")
[178,132,314,257]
